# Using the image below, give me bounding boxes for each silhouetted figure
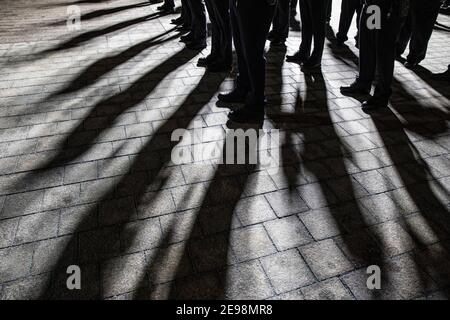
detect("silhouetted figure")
[181,0,207,50]
[336,0,363,47]
[340,0,410,110]
[201,0,232,71]
[218,0,277,124]
[396,0,441,69]
[269,0,291,47]
[286,0,330,69]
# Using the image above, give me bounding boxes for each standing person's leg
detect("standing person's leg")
[218,0,250,103]
[303,0,328,68]
[286,0,312,63]
[405,0,441,67]
[186,0,207,49]
[202,0,219,64]
[366,1,408,108]
[210,0,232,69]
[337,0,359,44]
[396,6,412,59]
[340,4,376,94]
[228,0,277,123]
[271,0,290,46]
[290,0,301,30]
[326,0,332,24]
[181,0,192,28]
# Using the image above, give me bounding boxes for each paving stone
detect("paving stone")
[261,250,315,294]
[31,236,77,274]
[15,210,59,244]
[301,277,354,300]
[264,189,309,217]
[299,239,353,280]
[0,274,51,300]
[0,244,34,282]
[235,195,276,226]
[121,218,163,253]
[160,210,202,243]
[370,221,416,257]
[2,190,45,218]
[300,208,343,240]
[0,218,18,248]
[222,260,274,300]
[137,190,176,218]
[264,216,312,250]
[297,182,338,209]
[99,196,137,226]
[230,225,277,262]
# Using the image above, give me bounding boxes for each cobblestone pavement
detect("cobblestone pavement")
[0,0,449,300]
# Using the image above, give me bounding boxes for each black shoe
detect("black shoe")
[301,58,321,69]
[186,41,207,50]
[157,5,175,13]
[228,107,264,125]
[404,60,419,69]
[286,51,309,64]
[198,55,216,67]
[361,97,388,111]
[340,80,371,95]
[218,88,248,104]
[180,33,194,43]
[208,62,232,73]
[270,38,286,47]
[171,17,183,25]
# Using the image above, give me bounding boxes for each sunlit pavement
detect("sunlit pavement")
[0,0,449,300]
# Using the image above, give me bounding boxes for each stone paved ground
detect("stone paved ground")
[0,0,449,300]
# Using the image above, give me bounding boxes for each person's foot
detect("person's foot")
[286,51,309,64]
[157,4,175,13]
[336,34,348,45]
[340,80,371,95]
[361,96,389,111]
[177,24,191,32]
[171,17,183,25]
[186,41,207,51]
[218,88,248,104]
[301,58,321,69]
[404,60,419,69]
[228,107,264,125]
[197,55,216,67]
[180,33,194,43]
[432,69,450,81]
[270,38,286,47]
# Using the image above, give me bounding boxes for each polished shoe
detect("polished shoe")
[171,17,184,25]
[286,51,309,64]
[197,55,216,67]
[186,41,207,51]
[157,5,175,13]
[301,58,321,69]
[361,97,388,111]
[228,107,264,125]
[404,60,419,69]
[218,88,248,104]
[340,80,371,95]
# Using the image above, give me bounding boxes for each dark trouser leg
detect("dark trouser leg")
[337,0,361,42]
[214,0,232,65]
[205,0,219,59]
[165,0,175,8]
[291,0,298,16]
[309,0,328,62]
[299,0,313,57]
[230,0,250,92]
[359,4,376,85]
[236,0,276,109]
[272,0,290,41]
[407,0,441,63]
[326,0,332,23]
[397,8,412,56]
[188,0,207,42]
[181,0,192,26]
[373,4,407,101]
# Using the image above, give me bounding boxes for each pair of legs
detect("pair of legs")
[183,0,207,48]
[341,1,408,108]
[397,0,441,67]
[203,0,232,69]
[336,0,363,45]
[288,0,329,67]
[219,0,277,123]
[270,0,291,45]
